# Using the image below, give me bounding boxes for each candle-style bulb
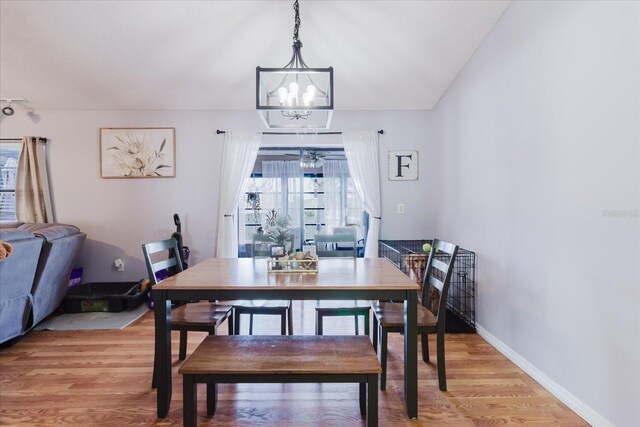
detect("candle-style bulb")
[278,87,288,105]
[289,82,299,98]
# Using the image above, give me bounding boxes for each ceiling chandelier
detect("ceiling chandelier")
[256,0,333,129]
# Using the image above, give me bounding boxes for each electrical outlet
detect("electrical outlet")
[114,258,125,272]
[397,203,405,214]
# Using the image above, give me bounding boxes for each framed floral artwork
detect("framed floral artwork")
[100,127,176,178]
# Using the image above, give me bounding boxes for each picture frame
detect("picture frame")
[388,150,418,181]
[100,127,176,178]
[270,245,286,258]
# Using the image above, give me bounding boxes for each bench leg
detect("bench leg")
[206,382,217,416]
[359,382,366,416]
[179,330,187,360]
[367,374,378,427]
[287,304,293,335]
[280,311,286,335]
[228,313,234,335]
[183,374,197,427]
[249,313,254,335]
[355,314,360,335]
[380,329,388,390]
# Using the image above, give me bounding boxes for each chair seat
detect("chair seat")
[172,302,233,327]
[316,300,371,310]
[229,300,291,309]
[372,302,437,328]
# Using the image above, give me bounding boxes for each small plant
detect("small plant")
[264,209,293,249]
[246,192,261,224]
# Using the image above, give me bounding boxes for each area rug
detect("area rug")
[34,304,150,331]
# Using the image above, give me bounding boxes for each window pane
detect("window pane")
[0,143,20,222]
[287,177,301,193]
[303,177,323,192]
[303,193,324,208]
[305,224,326,239]
[304,209,325,225]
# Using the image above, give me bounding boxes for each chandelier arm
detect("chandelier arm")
[302,74,328,97]
[267,71,295,97]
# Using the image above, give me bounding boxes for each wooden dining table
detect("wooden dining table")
[153,257,420,419]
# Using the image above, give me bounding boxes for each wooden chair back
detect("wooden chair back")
[314,234,357,258]
[422,239,459,321]
[142,238,184,285]
[252,233,294,258]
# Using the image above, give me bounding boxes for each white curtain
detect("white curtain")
[263,161,302,248]
[323,160,349,234]
[16,136,53,223]
[343,131,381,258]
[215,131,261,258]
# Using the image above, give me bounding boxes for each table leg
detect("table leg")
[154,290,172,418]
[404,290,418,418]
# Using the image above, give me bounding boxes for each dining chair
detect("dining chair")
[231,233,293,335]
[142,238,233,388]
[372,239,459,391]
[314,233,370,336]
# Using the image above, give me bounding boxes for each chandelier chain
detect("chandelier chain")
[293,0,301,43]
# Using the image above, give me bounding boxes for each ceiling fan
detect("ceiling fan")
[288,150,345,169]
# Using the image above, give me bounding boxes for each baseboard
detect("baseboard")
[476,324,613,427]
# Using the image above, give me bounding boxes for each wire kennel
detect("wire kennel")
[378,240,476,333]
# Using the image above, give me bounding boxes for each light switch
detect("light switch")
[397,203,405,214]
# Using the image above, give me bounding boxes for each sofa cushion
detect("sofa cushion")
[0,222,24,229]
[0,229,36,243]
[19,224,80,241]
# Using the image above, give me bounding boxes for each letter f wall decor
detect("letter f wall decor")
[388,150,418,181]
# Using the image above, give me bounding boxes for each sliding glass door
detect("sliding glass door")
[238,149,364,257]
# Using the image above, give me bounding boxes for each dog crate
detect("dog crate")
[378,240,476,333]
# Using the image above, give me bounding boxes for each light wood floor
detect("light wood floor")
[0,301,588,426]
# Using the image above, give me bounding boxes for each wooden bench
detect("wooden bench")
[179,335,381,427]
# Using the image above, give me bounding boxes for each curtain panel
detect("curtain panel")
[322,160,349,234]
[262,161,302,248]
[15,136,53,223]
[215,131,261,258]
[343,131,381,258]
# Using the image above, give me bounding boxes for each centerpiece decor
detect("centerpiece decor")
[264,209,318,273]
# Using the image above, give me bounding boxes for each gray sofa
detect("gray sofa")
[0,222,86,344]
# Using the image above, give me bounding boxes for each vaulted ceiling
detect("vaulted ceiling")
[0,1,509,111]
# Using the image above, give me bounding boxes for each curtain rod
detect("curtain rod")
[216,130,384,136]
[0,137,48,143]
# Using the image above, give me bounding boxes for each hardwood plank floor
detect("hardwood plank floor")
[0,301,588,426]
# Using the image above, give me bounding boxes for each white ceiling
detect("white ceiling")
[0,1,509,111]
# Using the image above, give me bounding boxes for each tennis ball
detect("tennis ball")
[422,243,432,253]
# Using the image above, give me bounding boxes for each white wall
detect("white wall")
[0,109,433,282]
[427,1,640,426]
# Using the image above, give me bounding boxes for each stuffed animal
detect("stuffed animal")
[0,241,13,260]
